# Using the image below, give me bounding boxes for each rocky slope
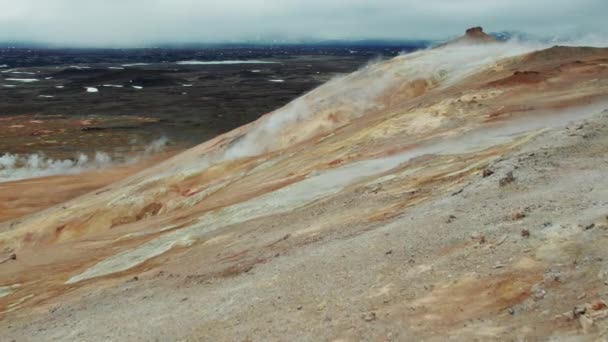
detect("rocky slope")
[1,28,608,341]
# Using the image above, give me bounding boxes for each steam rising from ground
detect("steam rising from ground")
[0,137,169,183]
[150,36,608,181]
[221,39,557,160]
[0,152,112,182]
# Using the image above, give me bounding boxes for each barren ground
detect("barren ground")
[1,38,608,341]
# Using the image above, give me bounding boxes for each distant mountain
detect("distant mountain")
[0,39,433,50]
[306,39,432,48]
[489,30,543,42]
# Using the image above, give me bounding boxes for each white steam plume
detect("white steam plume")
[221,38,555,160]
[0,152,111,182]
[0,137,170,183]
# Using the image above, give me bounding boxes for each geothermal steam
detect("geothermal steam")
[0,137,169,182]
[219,39,566,160]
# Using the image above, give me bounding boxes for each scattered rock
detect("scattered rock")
[584,223,595,230]
[0,253,17,265]
[569,300,608,334]
[573,305,587,317]
[512,211,526,221]
[514,70,540,76]
[369,185,382,194]
[531,285,546,300]
[136,202,163,220]
[544,269,562,283]
[385,250,393,255]
[297,305,303,311]
[499,172,515,187]
[446,215,457,224]
[362,311,377,322]
[482,168,494,178]
[451,188,464,196]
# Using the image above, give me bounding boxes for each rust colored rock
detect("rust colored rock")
[591,301,607,311]
[499,172,516,187]
[466,27,484,37]
[512,211,526,220]
[136,202,163,220]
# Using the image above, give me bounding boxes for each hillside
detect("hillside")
[2,28,608,340]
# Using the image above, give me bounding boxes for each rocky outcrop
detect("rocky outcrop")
[438,26,498,47]
[466,26,484,37]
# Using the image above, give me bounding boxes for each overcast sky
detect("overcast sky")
[0,0,606,46]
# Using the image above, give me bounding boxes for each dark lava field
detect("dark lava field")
[0,44,425,156]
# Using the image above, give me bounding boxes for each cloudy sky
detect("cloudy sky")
[0,0,606,46]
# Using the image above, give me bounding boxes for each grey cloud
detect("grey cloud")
[0,0,606,46]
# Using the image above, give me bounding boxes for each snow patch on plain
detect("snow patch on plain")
[5,78,38,83]
[176,60,277,65]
